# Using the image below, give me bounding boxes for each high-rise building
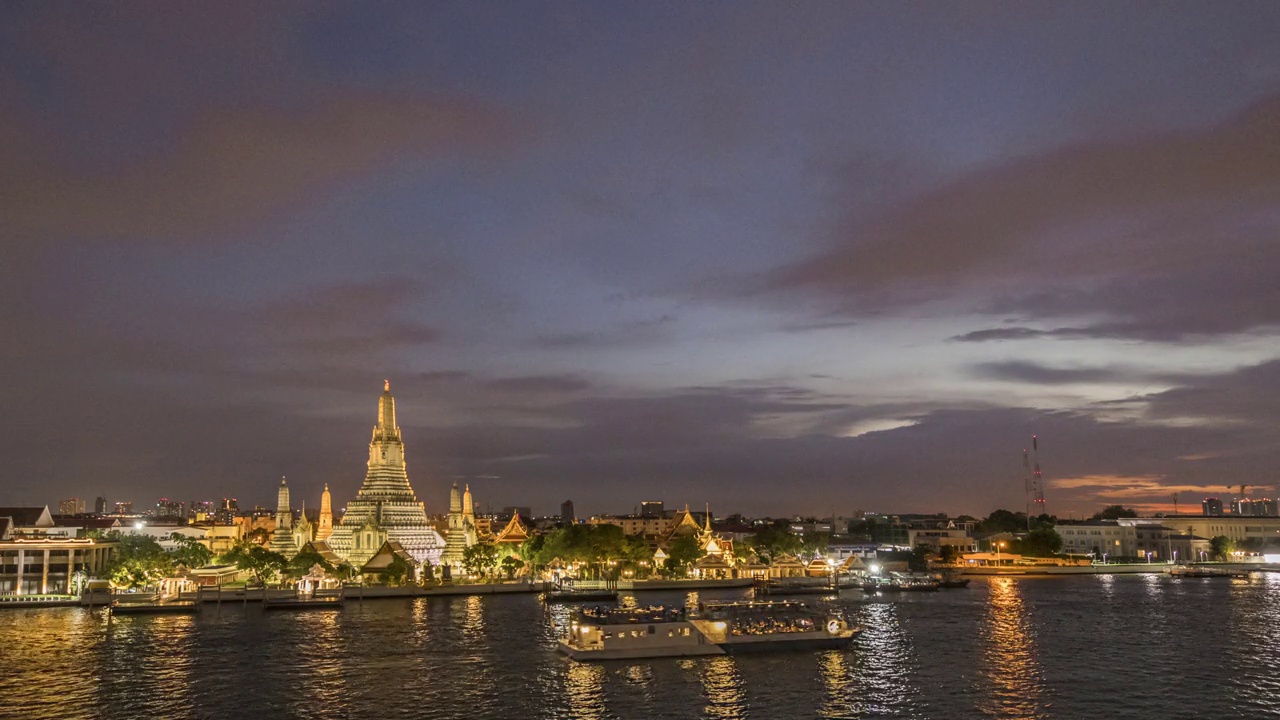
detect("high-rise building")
[154,498,183,518]
[1202,497,1224,516]
[113,501,134,515]
[214,498,239,525]
[640,501,665,518]
[94,497,108,515]
[1231,498,1277,516]
[58,498,86,515]
[325,381,445,567]
[561,500,575,524]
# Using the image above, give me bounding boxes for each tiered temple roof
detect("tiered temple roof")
[326,381,445,567]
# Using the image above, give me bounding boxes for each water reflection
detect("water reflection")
[851,602,918,717]
[979,578,1045,719]
[699,656,746,720]
[817,650,853,719]
[565,661,608,720]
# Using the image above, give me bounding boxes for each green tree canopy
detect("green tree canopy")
[1016,527,1063,557]
[663,535,702,576]
[168,533,213,569]
[1210,535,1236,561]
[462,543,500,577]
[287,549,335,577]
[500,555,525,579]
[745,525,802,564]
[103,533,175,589]
[222,541,286,585]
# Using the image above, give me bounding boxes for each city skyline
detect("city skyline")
[4,4,1280,517]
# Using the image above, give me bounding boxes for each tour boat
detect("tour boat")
[110,597,199,615]
[558,601,858,660]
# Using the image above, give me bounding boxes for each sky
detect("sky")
[3,1,1280,519]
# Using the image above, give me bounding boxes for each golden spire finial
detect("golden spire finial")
[384,378,390,392]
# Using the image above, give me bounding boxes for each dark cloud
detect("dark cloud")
[754,95,1280,341]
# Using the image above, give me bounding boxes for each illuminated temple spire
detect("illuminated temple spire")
[317,483,333,541]
[325,381,445,567]
[269,477,297,558]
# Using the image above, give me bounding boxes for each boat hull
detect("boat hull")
[720,632,857,654]
[111,603,198,615]
[557,640,724,660]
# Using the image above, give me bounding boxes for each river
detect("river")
[3,573,1279,719]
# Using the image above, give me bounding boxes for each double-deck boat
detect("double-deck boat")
[558,600,858,660]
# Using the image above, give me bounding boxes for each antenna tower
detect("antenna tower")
[1030,435,1046,517]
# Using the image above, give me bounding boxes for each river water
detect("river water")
[3,573,1279,719]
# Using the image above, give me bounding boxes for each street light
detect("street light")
[995,541,1005,567]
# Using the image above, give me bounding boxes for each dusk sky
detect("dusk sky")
[4,2,1280,518]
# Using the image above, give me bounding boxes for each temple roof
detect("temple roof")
[495,513,530,544]
[360,539,417,572]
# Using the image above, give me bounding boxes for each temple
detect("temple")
[326,381,445,567]
[268,478,297,557]
[316,484,333,541]
[440,483,479,570]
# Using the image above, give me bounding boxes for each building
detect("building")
[640,501,664,518]
[113,501,133,515]
[1231,498,1278,517]
[1056,520,1137,558]
[214,498,239,525]
[58,498,86,515]
[440,484,479,569]
[94,497,108,515]
[1202,497,1224,516]
[267,478,297,558]
[325,381,445,568]
[1123,516,1280,549]
[0,511,117,594]
[561,500,575,524]
[501,506,532,520]
[588,514,669,536]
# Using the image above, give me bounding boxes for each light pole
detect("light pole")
[995,541,1005,567]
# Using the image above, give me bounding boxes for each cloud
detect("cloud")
[970,360,1178,386]
[1,91,514,243]
[751,94,1280,341]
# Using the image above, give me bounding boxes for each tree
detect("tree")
[663,535,702,577]
[976,509,1029,535]
[937,545,960,565]
[222,541,286,585]
[287,549,334,578]
[907,545,931,572]
[103,533,175,589]
[745,525,802,564]
[1210,535,1236,561]
[462,543,499,577]
[500,555,525,580]
[168,533,213,569]
[379,555,412,586]
[1017,527,1063,557]
[800,532,830,560]
[1091,505,1138,520]
[334,562,358,583]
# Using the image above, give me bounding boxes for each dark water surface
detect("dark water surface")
[3,574,1279,719]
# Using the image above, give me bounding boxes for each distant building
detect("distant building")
[58,498,86,515]
[1202,497,1224,516]
[112,501,133,515]
[0,514,117,594]
[154,498,184,519]
[561,500,575,524]
[640,501,664,518]
[589,514,669,536]
[1231,498,1277,516]
[502,506,532,520]
[94,496,109,515]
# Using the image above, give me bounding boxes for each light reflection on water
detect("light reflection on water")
[699,656,747,720]
[7,578,1280,719]
[979,577,1046,720]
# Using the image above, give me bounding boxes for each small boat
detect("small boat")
[263,595,344,610]
[545,588,619,602]
[1172,565,1249,578]
[862,573,939,592]
[110,599,199,615]
[936,571,970,589]
[559,600,858,661]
